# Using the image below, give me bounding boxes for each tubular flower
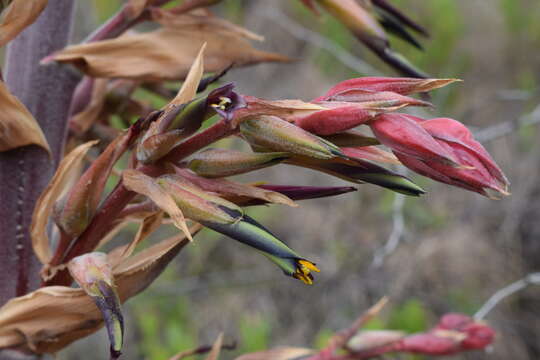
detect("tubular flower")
[156,174,320,284]
[68,253,124,360]
[370,114,510,198]
[137,83,246,164]
[239,115,345,159]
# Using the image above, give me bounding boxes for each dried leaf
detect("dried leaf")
[234,97,325,126]
[121,212,164,259]
[0,0,48,47]
[234,347,314,360]
[176,168,297,207]
[204,333,224,360]
[152,10,264,42]
[31,141,97,264]
[123,169,193,242]
[50,17,289,81]
[0,80,50,153]
[55,125,142,238]
[0,226,201,354]
[170,43,206,106]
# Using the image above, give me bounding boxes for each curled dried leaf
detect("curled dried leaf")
[0,0,48,47]
[55,125,142,238]
[123,169,193,242]
[152,10,264,42]
[121,212,164,260]
[176,168,297,207]
[0,81,50,153]
[0,226,201,354]
[31,140,97,264]
[234,97,326,126]
[50,17,289,81]
[170,43,206,106]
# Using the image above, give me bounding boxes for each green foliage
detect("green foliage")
[239,314,272,353]
[313,328,334,350]
[387,299,428,334]
[134,296,198,360]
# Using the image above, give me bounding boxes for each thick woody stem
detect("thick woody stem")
[0,1,77,307]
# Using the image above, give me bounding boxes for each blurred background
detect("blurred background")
[61,0,540,359]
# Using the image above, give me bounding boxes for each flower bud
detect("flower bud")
[188,148,289,177]
[156,175,240,225]
[240,115,344,159]
[370,113,460,166]
[391,117,510,198]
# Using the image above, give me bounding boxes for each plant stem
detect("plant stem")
[46,120,235,286]
[0,1,78,307]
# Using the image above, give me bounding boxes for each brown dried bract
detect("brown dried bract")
[0,81,50,153]
[51,16,289,81]
[0,0,48,47]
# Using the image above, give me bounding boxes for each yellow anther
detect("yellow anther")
[293,272,313,285]
[210,96,232,110]
[298,259,320,273]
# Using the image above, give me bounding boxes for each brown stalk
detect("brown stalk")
[0,0,78,310]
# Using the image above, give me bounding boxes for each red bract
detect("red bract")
[384,115,510,198]
[392,313,494,355]
[314,77,458,101]
[369,113,459,166]
[421,118,509,188]
[294,104,380,135]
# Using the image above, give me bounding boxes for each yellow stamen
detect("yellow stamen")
[210,96,232,110]
[292,259,319,285]
[298,259,320,273]
[293,272,313,285]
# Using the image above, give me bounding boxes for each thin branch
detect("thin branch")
[306,297,388,360]
[260,7,382,76]
[475,103,540,143]
[370,193,406,268]
[474,272,540,321]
